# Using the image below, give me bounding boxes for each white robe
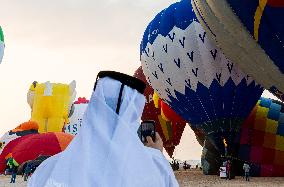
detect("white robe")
[28,77,178,187]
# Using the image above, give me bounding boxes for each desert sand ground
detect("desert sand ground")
[0,169,284,186]
[175,169,284,187]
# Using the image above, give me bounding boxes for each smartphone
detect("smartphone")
[138,120,156,143]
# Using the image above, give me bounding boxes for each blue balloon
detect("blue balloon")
[192,0,284,101]
[140,0,264,154]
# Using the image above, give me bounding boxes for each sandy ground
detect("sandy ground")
[0,170,284,186]
[175,169,284,187]
[0,175,27,187]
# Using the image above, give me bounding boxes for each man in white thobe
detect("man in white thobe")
[28,71,178,187]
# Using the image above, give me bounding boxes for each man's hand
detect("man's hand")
[145,132,163,153]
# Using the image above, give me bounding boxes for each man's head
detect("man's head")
[93,71,146,128]
[94,71,145,112]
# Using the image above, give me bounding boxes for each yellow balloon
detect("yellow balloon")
[153,92,160,109]
[28,81,76,133]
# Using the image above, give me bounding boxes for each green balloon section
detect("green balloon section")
[0,26,4,63]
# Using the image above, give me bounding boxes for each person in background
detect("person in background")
[6,156,19,183]
[225,160,231,180]
[243,162,250,181]
[24,162,31,181]
[183,161,187,171]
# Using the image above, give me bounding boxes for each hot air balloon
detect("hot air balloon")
[27,81,76,133]
[64,97,89,136]
[134,67,186,157]
[192,0,284,101]
[236,97,284,176]
[0,132,73,173]
[0,121,39,155]
[140,0,264,158]
[0,26,4,63]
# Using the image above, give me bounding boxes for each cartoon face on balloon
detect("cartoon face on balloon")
[140,0,263,153]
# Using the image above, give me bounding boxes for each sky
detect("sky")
[0,0,279,161]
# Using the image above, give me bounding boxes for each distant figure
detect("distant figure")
[24,163,31,181]
[176,161,179,171]
[243,162,250,181]
[6,157,19,183]
[183,161,190,170]
[183,161,187,170]
[225,160,231,180]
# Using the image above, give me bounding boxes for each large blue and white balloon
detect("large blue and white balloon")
[140,0,264,153]
[192,0,284,101]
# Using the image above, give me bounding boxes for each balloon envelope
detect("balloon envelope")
[28,81,76,133]
[237,97,284,176]
[140,0,263,153]
[64,98,88,136]
[0,26,4,64]
[134,67,186,157]
[0,121,39,155]
[0,132,73,173]
[192,0,284,101]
